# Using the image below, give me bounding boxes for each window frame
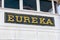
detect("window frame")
[51,0,56,14]
[2,0,4,8]
[20,0,23,10]
[2,0,56,14]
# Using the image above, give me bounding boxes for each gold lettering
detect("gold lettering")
[16,16,22,22]
[46,19,53,25]
[24,16,30,23]
[32,17,38,24]
[40,18,46,24]
[8,15,14,22]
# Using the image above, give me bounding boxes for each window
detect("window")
[0,0,2,7]
[40,0,52,12]
[4,0,57,13]
[23,0,37,11]
[4,0,19,9]
[40,0,57,13]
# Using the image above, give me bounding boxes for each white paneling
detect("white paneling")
[0,8,60,40]
[38,32,57,40]
[0,11,4,25]
[0,30,15,39]
[15,31,36,40]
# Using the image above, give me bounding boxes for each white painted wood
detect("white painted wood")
[36,0,40,12]
[20,0,23,10]
[2,0,4,8]
[51,0,56,14]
